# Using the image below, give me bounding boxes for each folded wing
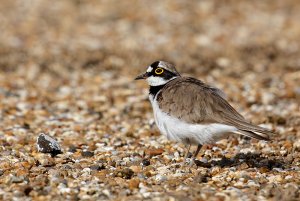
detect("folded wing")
[157,77,272,140]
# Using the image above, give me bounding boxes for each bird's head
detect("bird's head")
[135,61,180,86]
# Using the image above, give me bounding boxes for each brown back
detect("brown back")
[157,77,244,124]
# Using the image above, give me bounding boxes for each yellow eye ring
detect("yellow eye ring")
[155,68,164,75]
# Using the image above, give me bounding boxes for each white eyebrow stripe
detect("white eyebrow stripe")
[146,66,153,72]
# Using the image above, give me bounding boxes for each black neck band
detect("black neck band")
[149,85,165,97]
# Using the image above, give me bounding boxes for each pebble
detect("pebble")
[145,148,164,157]
[81,151,94,158]
[68,145,78,153]
[141,159,151,166]
[268,175,283,183]
[11,175,26,183]
[117,168,134,179]
[36,154,56,167]
[129,178,140,189]
[194,172,209,183]
[155,174,167,182]
[90,164,105,171]
[129,165,141,173]
[36,133,62,157]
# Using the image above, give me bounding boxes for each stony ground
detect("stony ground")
[0,1,300,200]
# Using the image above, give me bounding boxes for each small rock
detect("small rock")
[282,183,299,200]
[68,145,78,153]
[247,180,260,187]
[0,161,10,169]
[36,133,62,157]
[90,164,105,171]
[11,175,25,183]
[118,168,134,179]
[141,159,150,166]
[145,148,164,157]
[24,186,33,196]
[81,151,94,157]
[199,157,208,163]
[194,172,209,183]
[129,165,141,173]
[268,175,283,183]
[239,162,249,170]
[210,167,221,175]
[155,174,167,182]
[137,173,147,179]
[36,154,55,167]
[128,178,140,189]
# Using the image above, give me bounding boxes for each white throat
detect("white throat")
[146,76,177,86]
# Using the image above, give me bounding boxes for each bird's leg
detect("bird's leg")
[184,143,192,161]
[189,144,203,166]
[180,139,192,166]
[194,144,203,159]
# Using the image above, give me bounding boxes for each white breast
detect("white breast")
[149,94,237,145]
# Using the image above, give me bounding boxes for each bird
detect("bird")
[135,61,273,164]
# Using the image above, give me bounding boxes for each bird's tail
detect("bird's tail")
[228,118,274,141]
[235,129,271,141]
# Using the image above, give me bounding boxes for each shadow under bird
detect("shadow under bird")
[135,61,274,163]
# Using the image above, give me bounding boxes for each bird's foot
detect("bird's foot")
[193,158,211,168]
[180,157,196,168]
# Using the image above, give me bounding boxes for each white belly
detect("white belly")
[149,95,237,145]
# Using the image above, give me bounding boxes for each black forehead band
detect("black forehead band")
[150,61,160,68]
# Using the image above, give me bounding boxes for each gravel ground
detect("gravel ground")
[0,1,300,200]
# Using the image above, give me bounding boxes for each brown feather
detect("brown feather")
[156,77,273,140]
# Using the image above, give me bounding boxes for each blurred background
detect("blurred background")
[1,0,300,74]
[1,1,300,200]
[1,0,299,121]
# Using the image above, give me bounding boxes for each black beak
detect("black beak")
[134,72,149,80]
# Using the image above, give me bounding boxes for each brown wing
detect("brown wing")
[157,77,272,140]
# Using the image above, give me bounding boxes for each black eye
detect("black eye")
[155,68,164,75]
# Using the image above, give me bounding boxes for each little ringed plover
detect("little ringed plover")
[135,61,272,162]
